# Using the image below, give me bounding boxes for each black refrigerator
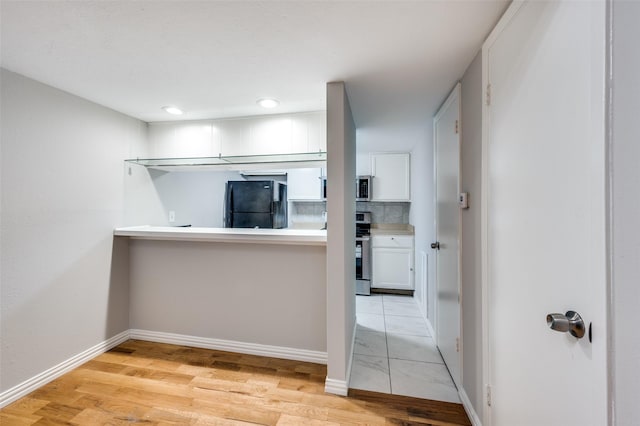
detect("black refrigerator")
[224,180,287,229]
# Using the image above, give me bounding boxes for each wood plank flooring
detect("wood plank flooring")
[1,340,471,425]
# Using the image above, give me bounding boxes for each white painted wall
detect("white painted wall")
[611,1,640,424]
[143,170,243,227]
[128,240,327,351]
[0,69,147,393]
[325,82,356,393]
[459,51,484,421]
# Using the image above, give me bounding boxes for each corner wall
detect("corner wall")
[459,51,484,421]
[0,69,147,395]
[325,82,356,394]
[611,1,640,424]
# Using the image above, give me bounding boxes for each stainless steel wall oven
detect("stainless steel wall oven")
[356,211,372,295]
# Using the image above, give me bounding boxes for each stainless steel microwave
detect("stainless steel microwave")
[321,175,372,201]
[356,176,371,201]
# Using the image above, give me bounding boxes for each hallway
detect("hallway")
[349,294,460,403]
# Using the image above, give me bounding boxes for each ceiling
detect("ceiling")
[0,1,508,127]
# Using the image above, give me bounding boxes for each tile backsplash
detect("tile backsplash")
[288,201,410,226]
[289,201,326,227]
[356,202,411,224]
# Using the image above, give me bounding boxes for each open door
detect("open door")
[433,83,462,388]
[482,1,608,424]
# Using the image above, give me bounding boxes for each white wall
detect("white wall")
[459,51,484,420]
[143,170,243,227]
[0,69,147,394]
[128,240,327,352]
[325,82,356,394]
[611,1,640,424]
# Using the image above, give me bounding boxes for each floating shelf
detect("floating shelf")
[125,152,327,171]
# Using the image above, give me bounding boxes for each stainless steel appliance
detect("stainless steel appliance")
[356,176,372,201]
[224,180,287,228]
[356,211,372,295]
[321,175,372,201]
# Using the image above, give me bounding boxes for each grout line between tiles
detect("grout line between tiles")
[381,295,393,394]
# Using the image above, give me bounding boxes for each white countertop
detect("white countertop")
[114,226,327,246]
[370,224,415,236]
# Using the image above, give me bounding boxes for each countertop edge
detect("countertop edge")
[114,226,327,246]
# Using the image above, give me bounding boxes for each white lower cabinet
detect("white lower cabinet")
[372,235,414,290]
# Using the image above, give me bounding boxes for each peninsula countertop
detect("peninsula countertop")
[114,226,327,246]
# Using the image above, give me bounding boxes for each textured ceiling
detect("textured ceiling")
[0,1,508,126]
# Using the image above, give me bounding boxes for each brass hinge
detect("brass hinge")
[455,119,459,134]
[456,337,460,352]
[486,384,492,406]
[486,83,492,106]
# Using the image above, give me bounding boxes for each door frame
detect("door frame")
[433,82,463,388]
[479,1,613,424]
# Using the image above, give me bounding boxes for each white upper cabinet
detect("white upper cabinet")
[371,152,411,201]
[287,168,324,200]
[147,112,326,159]
[148,120,218,158]
[306,112,327,153]
[216,118,251,157]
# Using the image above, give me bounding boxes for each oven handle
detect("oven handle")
[355,236,370,242]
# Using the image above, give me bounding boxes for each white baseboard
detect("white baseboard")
[425,317,436,340]
[1,329,328,409]
[324,317,357,396]
[0,330,130,409]
[129,329,328,365]
[459,388,483,426]
[324,378,349,396]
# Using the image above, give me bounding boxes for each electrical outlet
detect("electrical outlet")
[169,211,176,223]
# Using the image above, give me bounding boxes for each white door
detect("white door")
[433,83,462,387]
[483,2,607,425]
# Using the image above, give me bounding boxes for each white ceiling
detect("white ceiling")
[0,1,508,127]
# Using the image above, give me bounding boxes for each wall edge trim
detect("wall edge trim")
[0,330,130,408]
[459,387,483,426]
[129,329,328,365]
[324,378,349,396]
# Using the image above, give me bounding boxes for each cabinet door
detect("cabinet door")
[217,118,251,157]
[307,112,327,153]
[148,121,218,158]
[249,116,293,155]
[287,168,323,200]
[372,248,414,290]
[371,153,411,201]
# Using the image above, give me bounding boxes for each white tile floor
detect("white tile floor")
[349,294,460,403]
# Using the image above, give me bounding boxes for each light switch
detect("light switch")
[459,192,469,209]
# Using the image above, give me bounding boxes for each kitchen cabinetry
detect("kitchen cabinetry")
[148,120,219,158]
[370,153,411,201]
[147,111,326,159]
[287,168,324,200]
[372,234,414,290]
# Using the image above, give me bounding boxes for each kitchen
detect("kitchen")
[5,1,634,425]
[0,0,494,419]
[114,110,417,358]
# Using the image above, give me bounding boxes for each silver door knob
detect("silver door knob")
[546,310,585,339]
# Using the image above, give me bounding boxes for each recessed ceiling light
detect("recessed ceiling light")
[257,98,279,109]
[162,106,183,115]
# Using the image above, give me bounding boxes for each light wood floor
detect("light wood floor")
[1,340,471,425]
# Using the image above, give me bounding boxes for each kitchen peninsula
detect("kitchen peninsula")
[114,226,328,364]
